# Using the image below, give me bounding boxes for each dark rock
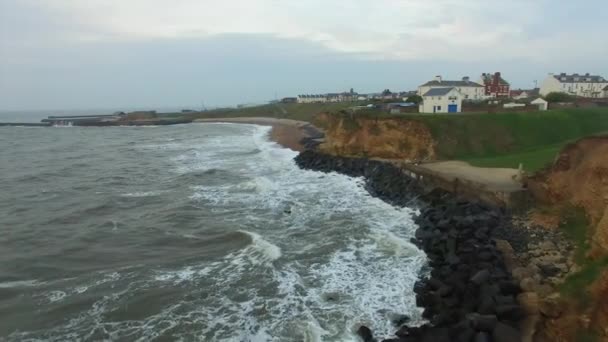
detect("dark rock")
[492,322,522,342]
[477,295,496,315]
[420,328,450,342]
[474,332,491,342]
[391,314,411,327]
[498,281,521,295]
[496,304,526,322]
[494,295,516,306]
[471,270,490,285]
[357,326,375,342]
[538,263,561,277]
[456,328,476,342]
[467,313,498,332]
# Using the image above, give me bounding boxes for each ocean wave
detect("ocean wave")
[240,230,282,262]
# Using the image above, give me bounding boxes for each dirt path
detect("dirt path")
[416,160,523,192]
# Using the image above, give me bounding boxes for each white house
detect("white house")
[297,94,327,103]
[531,98,548,111]
[419,87,463,114]
[418,76,485,101]
[539,73,608,98]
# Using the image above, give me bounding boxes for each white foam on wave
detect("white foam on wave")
[240,230,282,261]
[0,279,42,288]
[46,290,67,303]
[120,190,167,198]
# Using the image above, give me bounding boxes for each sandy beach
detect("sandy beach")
[195,117,323,152]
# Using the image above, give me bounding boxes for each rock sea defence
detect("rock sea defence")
[295,151,524,342]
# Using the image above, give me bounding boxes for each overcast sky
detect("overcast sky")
[1,0,607,111]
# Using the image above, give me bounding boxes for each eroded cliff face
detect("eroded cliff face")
[526,136,608,341]
[528,136,608,255]
[314,113,436,160]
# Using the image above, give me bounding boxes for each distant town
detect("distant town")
[3,71,607,127]
[274,72,608,114]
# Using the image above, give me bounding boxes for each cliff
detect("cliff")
[528,136,608,256]
[526,136,608,341]
[314,112,436,160]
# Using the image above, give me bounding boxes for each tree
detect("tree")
[544,92,575,103]
[406,95,423,104]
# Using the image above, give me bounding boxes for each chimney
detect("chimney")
[435,75,442,83]
[495,72,501,77]
[462,76,470,83]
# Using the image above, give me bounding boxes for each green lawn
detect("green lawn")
[463,144,563,172]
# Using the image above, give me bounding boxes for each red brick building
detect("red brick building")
[480,72,510,98]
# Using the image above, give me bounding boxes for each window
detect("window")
[437,106,442,111]
[438,97,442,100]
[465,95,469,99]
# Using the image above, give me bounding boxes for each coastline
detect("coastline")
[195,117,324,152]
[294,151,525,342]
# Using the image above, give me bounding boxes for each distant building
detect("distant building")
[297,94,327,103]
[280,97,297,104]
[510,88,539,100]
[419,87,463,114]
[297,89,358,103]
[480,72,510,98]
[540,73,608,98]
[418,76,485,101]
[531,98,548,111]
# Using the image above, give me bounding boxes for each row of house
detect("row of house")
[416,72,608,113]
[296,89,419,104]
[290,71,608,114]
[539,73,608,98]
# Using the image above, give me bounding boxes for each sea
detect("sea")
[0,115,427,341]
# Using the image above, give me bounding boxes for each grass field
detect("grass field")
[462,144,563,172]
[407,108,608,171]
[190,102,360,122]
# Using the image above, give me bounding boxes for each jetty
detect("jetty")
[1,111,195,127]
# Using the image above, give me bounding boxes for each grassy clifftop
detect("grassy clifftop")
[322,108,608,171]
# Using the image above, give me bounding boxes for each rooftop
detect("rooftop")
[421,80,483,88]
[553,73,606,83]
[422,87,457,96]
[481,72,510,85]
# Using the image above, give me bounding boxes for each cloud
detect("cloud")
[8,0,606,62]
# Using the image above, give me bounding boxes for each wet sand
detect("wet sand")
[195,117,323,152]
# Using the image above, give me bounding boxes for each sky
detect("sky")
[1,0,607,111]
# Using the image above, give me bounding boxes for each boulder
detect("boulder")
[492,322,522,342]
[471,270,491,285]
[467,313,498,332]
[357,326,375,342]
[496,304,526,322]
[474,332,491,342]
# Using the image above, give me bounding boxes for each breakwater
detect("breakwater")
[294,150,524,342]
